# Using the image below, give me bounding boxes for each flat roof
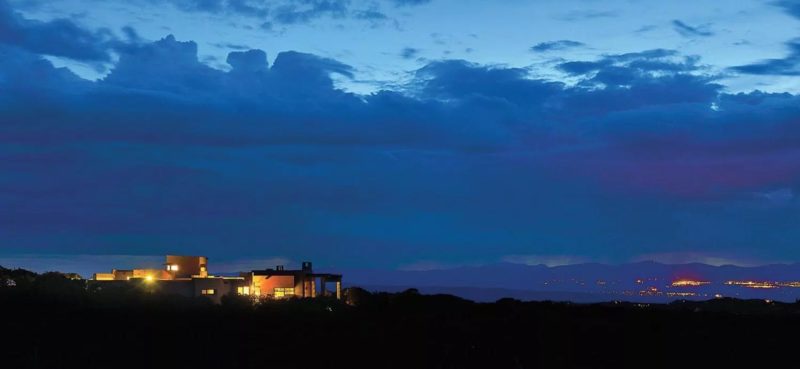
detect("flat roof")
[250,269,306,276]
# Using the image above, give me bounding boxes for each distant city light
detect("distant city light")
[671,280,711,287]
[725,281,780,289]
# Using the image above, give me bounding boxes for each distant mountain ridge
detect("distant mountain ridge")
[336,261,800,302]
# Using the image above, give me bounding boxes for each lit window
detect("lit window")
[237,286,251,295]
[201,289,215,295]
[166,264,179,271]
[274,287,295,298]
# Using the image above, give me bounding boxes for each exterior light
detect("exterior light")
[145,275,154,282]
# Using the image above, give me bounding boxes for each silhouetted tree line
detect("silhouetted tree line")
[2,266,799,368]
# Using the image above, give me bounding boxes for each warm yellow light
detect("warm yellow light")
[726,280,779,289]
[145,275,154,282]
[671,280,710,287]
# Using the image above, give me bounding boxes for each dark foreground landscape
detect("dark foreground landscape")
[3,268,799,369]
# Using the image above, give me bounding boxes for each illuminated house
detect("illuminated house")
[91,255,343,303]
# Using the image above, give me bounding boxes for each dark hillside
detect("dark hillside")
[1,270,797,368]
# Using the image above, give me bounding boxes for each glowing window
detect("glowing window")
[274,287,295,298]
[237,286,251,295]
[201,289,215,295]
[166,264,179,271]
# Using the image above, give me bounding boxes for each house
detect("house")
[91,255,343,303]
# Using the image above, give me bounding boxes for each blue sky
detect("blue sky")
[2,0,800,274]
[13,0,800,92]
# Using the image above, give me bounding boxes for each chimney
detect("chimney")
[302,261,312,272]
[276,265,284,271]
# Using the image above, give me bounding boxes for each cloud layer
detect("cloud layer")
[1,3,800,267]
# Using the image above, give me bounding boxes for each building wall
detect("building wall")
[166,255,208,278]
[192,278,236,304]
[251,275,296,298]
[93,273,114,281]
[132,269,171,280]
[109,269,170,281]
[158,279,195,298]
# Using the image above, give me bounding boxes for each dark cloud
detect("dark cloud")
[0,0,118,62]
[103,35,222,93]
[773,0,800,19]
[530,40,585,53]
[227,49,268,73]
[415,60,564,107]
[731,39,800,76]
[671,20,714,37]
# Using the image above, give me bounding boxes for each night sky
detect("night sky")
[1,0,800,274]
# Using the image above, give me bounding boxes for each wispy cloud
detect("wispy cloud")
[557,10,617,21]
[731,39,800,75]
[400,47,419,59]
[672,20,714,37]
[530,40,585,53]
[501,255,590,267]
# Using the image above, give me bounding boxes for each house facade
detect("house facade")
[91,255,342,303]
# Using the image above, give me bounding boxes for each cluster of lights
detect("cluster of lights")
[666,292,697,297]
[639,287,662,296]
[724,281,779,289]
[671,280,711,287]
